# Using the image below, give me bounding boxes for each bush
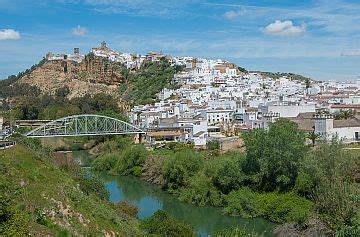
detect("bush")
[207,140,220,150]
[215,226,251,237]
[92,153,120,171]
[162,150,203,189]
[0,181,29,236]
[114,145,148,175]
[141,210,196,237]
[178,173,224,206]
[256,192,313,226]
[213,153,248,194]
[74,173,109,201]
[223,187,260,218]
[116,201,138,218]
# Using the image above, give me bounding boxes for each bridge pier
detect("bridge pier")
[133,133,145,144]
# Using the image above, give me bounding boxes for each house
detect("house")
[261,104,316,118]
[206,109,234,125]
[315,114,360,142]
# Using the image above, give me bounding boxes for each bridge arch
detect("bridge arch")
[25,114,145,138]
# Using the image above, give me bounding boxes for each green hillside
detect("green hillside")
[0,145,144,236]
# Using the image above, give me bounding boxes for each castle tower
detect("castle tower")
[314,114,334,139]
[101,41,107,49]
[74,48,80,55]
[262,112,280,129]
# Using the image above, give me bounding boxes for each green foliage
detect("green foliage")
[92,153,120,171]
[0,181,29,236]
[9,91,124,120]
[223,188,313,226]
[162,150,204,189]
[0,59,46,98]
[215,226,252,237]
[161,141,194,151]
[207,140,220,150]
[334,110,355,120]
[141,210,196,237]
[256,192,313,226]
[114,145,148,176]
[178,172,224,206]
[223,187,260,218]
[254,71,312,82]
[116,201,139,218]
[242,119,307,191]
[298,139,359,232]
[119,60,180,105]
[237,66,248,73]
[0,145,144,236]
[212,153,248,194]
[74,173,110,201]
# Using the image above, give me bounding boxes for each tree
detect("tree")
[162,150,203,189]
[306,130,321,147]
[335,110,355,120]
[141,210,196,237]
[242,119,307,191]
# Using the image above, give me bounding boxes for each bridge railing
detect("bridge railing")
[0,141,16,150]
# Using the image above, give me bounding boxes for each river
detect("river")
[71,150,275,237]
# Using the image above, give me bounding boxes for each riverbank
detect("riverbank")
[91,120,359,236]
[98,172,275,237]
[0,145,144,236]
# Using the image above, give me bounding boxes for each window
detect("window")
[356,132,359,140]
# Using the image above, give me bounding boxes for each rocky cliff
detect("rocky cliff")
[18,53,126,99]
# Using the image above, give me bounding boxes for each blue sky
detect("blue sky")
[0,0,359,81]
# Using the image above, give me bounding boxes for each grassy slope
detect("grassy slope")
[0,145,143,236]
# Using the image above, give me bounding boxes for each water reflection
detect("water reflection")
[99,173,274,237]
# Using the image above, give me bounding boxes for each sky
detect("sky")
[0,0,359,81]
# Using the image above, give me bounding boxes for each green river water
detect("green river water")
[71,150,275,237]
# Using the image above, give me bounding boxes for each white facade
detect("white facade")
[315,115,360,142]
[262,105,316,118]
[206,109,234,124]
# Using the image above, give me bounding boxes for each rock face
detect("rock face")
[18,54,126,99]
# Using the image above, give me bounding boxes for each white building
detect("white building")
[315,115,360,142]
[261,105,316,118]
[206,109,234,125]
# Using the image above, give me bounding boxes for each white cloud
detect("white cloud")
[341,50,360,57]
[264,20,306,36]
[72,25,88,36]
[0,29,20,40]
[223,9,246,20]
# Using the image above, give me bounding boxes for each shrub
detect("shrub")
[162,150,203,189]
[215,226,251,237]
[114,145,148,175]
[213,153,247,194]
[74,173,109,201]
[256,192,313,226]
[92,153,120,171]
[178,173,224,206]
[223,187,260,218]
[207,140,220,150]
[116,201,138,218]
[141,210,196,237]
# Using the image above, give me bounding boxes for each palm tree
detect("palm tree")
[335,110,355,120]
[306,131,320,147]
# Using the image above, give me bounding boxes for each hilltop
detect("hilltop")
[0,42,314,110]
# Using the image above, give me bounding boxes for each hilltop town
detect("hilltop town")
[1,42,360,147]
